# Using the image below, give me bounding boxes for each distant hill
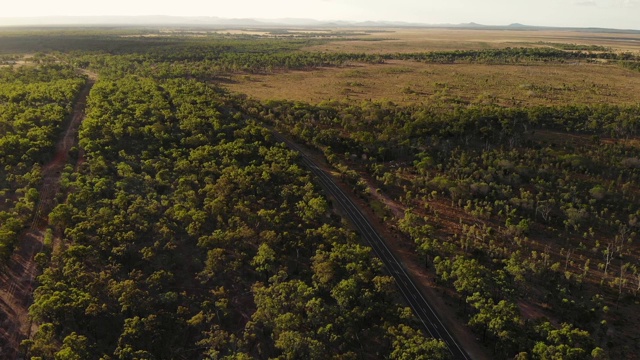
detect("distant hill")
[0,16,639,33]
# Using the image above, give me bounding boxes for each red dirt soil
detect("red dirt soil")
[0,76,94,359]
[277,133,492,360]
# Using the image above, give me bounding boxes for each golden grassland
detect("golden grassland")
[226,60,640,106]
[303,28,640,53]
[230,28,640,355]
[227,28,640,106]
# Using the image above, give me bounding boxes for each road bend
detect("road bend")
[272,131,470,360]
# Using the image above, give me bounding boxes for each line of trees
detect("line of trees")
[5,31,638,358]
[0,65,84,260]
[253,97,640,358]
[26,76,450,359]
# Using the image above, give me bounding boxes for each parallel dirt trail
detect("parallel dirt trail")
[0,76,94,359]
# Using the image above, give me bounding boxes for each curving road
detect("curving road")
[272,131,471,360]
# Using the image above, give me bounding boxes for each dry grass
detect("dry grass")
[228,28,640,356]
[228,29,640,106]
[211,30,273,36]
[303,28,640,53]
[226,60,640,106]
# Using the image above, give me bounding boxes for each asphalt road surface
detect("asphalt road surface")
[272,131,471,360]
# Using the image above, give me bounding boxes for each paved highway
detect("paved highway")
[272,131,471,360]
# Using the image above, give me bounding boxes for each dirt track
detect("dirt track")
[0,75,94,359]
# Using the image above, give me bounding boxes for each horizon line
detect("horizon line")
[0,15,638,32]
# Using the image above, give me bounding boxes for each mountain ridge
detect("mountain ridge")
[0,16,639,33]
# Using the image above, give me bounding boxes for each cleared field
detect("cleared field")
[226,60,640,106]
[303,28,640,53]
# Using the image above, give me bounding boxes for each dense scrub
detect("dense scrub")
[0,65,84,260]
[3,29,639,359]
[26,76,449,359]
[257,99,640,358]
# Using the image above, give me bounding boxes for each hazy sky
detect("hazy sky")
[2,0,639,30]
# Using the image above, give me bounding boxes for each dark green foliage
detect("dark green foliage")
[0,65,84,260]
[10,30,639,359]
[29,76,447,359]
[261,93,640,358]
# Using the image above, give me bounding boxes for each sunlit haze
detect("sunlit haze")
[1,0,639,30]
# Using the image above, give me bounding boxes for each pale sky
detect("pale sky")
[2,0,639,30]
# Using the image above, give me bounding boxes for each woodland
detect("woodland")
[0,28,639,359]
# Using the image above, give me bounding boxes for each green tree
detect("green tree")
[388,325,450,360]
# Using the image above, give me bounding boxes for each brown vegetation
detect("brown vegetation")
[303,28,640,53]
[226,60,640,106]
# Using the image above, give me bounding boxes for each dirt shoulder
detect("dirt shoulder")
[276,132,491,360]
